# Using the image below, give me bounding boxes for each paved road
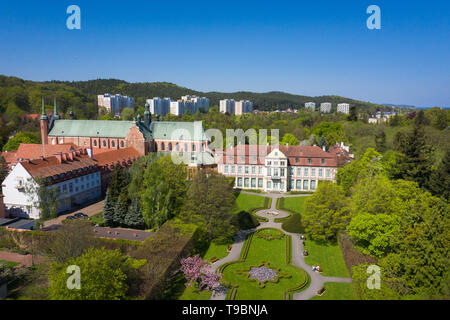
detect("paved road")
[211,192,352,300]
[43,200,105,228]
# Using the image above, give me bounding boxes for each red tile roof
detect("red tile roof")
[13,143,79,161]
[20,152,99,183]
[93,147,140,168]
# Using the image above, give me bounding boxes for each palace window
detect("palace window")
[326,169,331,177]
[252,166,256,174]
[311,180,316,190]
[258,166,262,175]
[224,165,229,173]
[297,168,301,176]
[280,181,284,190]
[251,178,256,188]
[267,168,271,176]
[238,166,242,174]
[258,178,263,188]
[281,161,285,166]
[231,166,235,174]
[289,179,294,189]
[311,168,316,176]
[296,180,301,189]
[303,180,309,190]
[281,168,285,177]
[267,181,271,189]
[274,168,278,177]
[245,166,249,174]
[289,167,293,176]
[319,168,323,177]
[244,178,249,188]
[304,168,309,176]
[237,178,242,187]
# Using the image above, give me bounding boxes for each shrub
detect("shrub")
[233,211,259,230]
[281,213,304,233]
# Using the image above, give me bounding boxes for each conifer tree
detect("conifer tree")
[125,197,145,229]
[113,194,128,227]
[375,127,387,153]
[103,189,115,227]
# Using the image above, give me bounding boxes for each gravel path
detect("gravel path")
[211,192,352,300]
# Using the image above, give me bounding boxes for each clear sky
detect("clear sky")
[0,0,449,107]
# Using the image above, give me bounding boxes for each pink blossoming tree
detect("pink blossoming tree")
[180,255,222,291]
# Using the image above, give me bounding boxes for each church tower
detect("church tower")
[144,103,152,128]
[53,97,60,120]
[40,97,48,145]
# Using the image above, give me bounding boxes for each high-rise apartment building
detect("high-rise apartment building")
[305,102,316,111]
[220,99,253,115]
[320,103,332,113]
[337,103,350,114]
[98,94,135,116]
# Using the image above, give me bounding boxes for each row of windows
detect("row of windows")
[236,178,318,191]
[93,140,125,148]
[56,173,101,195]
[159,142,205,152]
[224,165,331,178]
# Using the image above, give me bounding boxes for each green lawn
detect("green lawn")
[303,239,350,278]
[221,228,308,300]
[89,212,105,226]
[203,242,230,262]
[311,282,357,300]
[178,285,213,300]
[280,197,308,214]
[0,260,20,268]
[233,193,269,214]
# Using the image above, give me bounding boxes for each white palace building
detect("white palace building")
[216,144,353,193]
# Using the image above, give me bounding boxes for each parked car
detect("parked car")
[65,215,77,221]
[74,212,88,219]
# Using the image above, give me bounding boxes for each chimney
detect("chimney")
[54,153,62,163]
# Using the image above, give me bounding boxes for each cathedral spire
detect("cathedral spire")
[53,97,60,120]
[40,97,47,120]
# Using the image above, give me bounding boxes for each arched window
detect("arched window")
[103,140,107,147]
[161,142,165,151]
[201,144,204,151]
[192,144,196,152]
[93,140,97,147]
[176,143,180,152]
[168,143,172,151]
[111,140,115,148]
[120,141,124,148]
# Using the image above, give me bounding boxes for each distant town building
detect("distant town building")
[181,96,210,113]
[337,103,350,114]
[305,102,316,111]
[220,99,253,115]
[320,103,332,113]
[146,97,171,117]
[98,94,135,116]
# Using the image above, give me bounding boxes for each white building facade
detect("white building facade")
[337,103,350,114]
[220,99,253,115]
[305,102,316,111]
[320,103,332,113]
[216,145,350,193]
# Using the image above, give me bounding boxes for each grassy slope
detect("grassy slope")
[303,239,350,278]
[232,193,268,214]
[221,229,307,300]
[311,282,356,300]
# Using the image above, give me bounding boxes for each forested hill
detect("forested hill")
[0,75,387,119]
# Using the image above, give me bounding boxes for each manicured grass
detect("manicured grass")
[221,228,308,300]
[280,197,308,215]
[89,212,105,226]
[303,239,350,278]
[311,282,357,300]
[233,193,269,214]
[203,242,230,262]
[0,260,20,268]
[178,285,213,300]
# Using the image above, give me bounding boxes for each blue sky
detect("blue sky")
[0,0,449,107]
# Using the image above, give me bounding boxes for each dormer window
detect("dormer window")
[308,158,312,164]
[321,158,325,164]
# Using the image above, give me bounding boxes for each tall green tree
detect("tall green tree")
[140,156,187,228]
[303,181,350,241]
[124,197,145,229]
[2,132,39,151]
[113,194,128,227]
[374,127,387,153]
[180,171,236,243]
[280,133,299,146]
[103,189,115,227]
[348,105,358,121]
[429,149,450,201]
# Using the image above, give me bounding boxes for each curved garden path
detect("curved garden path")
[211,192,352,300]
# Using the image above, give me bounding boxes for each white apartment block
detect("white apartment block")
[220,99,253,115]
[216,144,352,193]
[170,101,185,116]
[98,94,135,116]
[146,97,171,117]
[337,103,350,114]
[305,102,316,111]
[320,103,332,113]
